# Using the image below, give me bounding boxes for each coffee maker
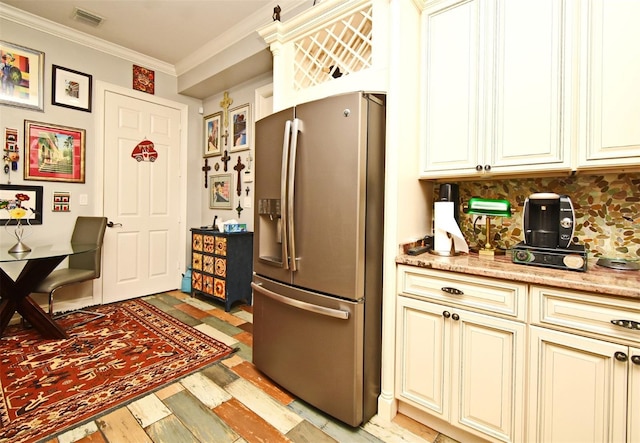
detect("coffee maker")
[523,192,575,248]
[512,193,587,271]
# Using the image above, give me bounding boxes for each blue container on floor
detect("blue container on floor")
[181,267,192,293]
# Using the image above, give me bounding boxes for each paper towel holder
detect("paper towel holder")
[429,232,463,256]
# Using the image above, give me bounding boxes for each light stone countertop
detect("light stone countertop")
[396,252,640,300]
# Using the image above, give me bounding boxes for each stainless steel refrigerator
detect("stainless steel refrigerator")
[251,91,385,427]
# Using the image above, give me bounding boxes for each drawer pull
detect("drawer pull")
[451,313,460,321]
[443,311,451,318]
[632,356,640,366]
[614,352,628,362]
[441,286,464,295]
[611,319,640,330]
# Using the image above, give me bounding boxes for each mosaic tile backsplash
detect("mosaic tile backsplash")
[444,172,640,260]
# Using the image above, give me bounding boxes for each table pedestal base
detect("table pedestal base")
[0,256,69,339]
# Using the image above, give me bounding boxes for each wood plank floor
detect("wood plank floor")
[43,290,458,443]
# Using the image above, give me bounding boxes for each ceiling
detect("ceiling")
[1,0,310,71]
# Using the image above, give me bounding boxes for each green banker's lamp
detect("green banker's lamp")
[465,197,512,256]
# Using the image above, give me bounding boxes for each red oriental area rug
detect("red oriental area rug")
[0,298,235,443]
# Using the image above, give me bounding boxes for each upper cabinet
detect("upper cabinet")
[258,0,389,112]
[419,0,573,179]
[576,0,640,170]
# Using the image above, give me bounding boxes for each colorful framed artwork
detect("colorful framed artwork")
[52,191,70,212]
[132,65,155,94]
[51,65,92,112]
[210,173,233,209]
[0,41,44,111]
[204,112,222,157]
[0,184,43,225]
[229,104,250,152]
[24,120,86,183]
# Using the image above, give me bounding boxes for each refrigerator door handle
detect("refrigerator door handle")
[280,119,292,269]
[251,282,349,320]
[287,118,301,272]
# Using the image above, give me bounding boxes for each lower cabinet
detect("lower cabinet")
[529,285,640,442]
[396,295,526,443]
[528,326,635,442]
[395,266,640,443]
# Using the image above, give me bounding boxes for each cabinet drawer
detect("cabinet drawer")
[531,285,640,345]
[397,265,527,320]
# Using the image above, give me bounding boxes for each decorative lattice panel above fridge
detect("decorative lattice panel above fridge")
[292,3,373,91]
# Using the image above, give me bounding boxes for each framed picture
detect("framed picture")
[51,65,92,112]
[0,184,43,225]
[230,104,250,152]
[132,65,155,94]
[24,120,86,183]
[210,173,233,209]
[204,112,222,157]
[0,41,44,111]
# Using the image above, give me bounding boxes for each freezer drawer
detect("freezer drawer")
[252,275,365,426]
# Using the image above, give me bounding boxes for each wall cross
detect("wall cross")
[219,91,233,130]
[233,156,245,196]
[221,150,231,171]
[201,158,211,188]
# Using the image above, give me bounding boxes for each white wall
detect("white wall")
[199,72,273,232]
[0,18,204,278]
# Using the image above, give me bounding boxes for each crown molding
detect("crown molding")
[175,0,309,76]
[0,2,176,75]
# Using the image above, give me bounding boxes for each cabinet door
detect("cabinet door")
[578,0,640,168]
[488,0,571,172]
[450,309,525,443]
[396,296,449,419]
[421,0,483,176]
[630,346,640,443]
[528,326,628,443]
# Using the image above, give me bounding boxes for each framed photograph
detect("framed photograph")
[204,112,222,157]
[52,65,92,112]
[210,173,233,209]
[230,104,250,152]
[24,120,86,183]
[0,41,44,111]
[0,184,43,225]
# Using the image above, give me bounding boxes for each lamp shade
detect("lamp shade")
[467,197,512,217]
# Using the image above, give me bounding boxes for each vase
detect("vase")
[5,217,32,253]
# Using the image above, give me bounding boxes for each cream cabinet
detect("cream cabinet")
[419,0,572,179]
[577,0,640,170]
[258,0,389,112]
[529,285,640,442]
[396,265,527,443]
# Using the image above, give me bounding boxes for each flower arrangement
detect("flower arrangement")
[1,192,36,253]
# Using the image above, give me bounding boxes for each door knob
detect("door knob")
[107,221,122,228]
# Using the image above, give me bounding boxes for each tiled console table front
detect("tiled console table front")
[190,228,253,311]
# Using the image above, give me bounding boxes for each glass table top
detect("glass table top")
[0,243,97,263]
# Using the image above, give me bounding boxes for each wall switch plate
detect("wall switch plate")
[79,194,88,205]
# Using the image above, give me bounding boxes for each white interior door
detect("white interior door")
[102,90,182,303]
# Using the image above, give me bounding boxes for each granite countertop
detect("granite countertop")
[397,252,640,300]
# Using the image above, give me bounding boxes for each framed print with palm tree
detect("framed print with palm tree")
[24,120,86,183]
